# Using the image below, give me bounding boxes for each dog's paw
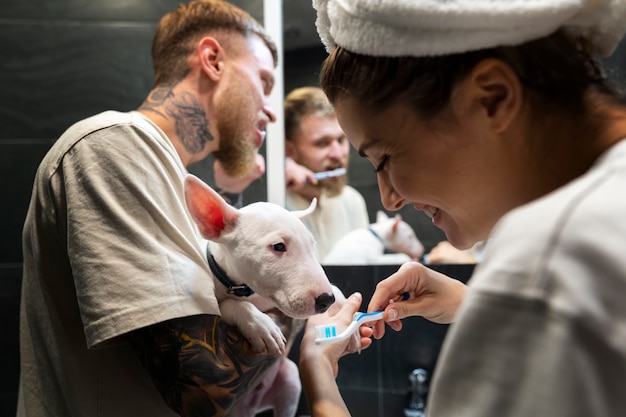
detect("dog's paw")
[221,299,287,356]
[244,314,286,357]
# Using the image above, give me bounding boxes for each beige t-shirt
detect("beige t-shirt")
[286,185,369,261]
[18,111,218,416]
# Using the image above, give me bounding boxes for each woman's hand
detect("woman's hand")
[427,241,477,264]
[368,262,468,339]
[300,291,373,377]
[299,291,372,417]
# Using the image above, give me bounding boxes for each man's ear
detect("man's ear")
[285,139,297,159]
[460,58,522,134]
[197,37,224,82]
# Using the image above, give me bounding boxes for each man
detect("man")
[284,87,369,261]
[18,1,292,416]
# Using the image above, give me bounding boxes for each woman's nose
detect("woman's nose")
[378,175,406,211]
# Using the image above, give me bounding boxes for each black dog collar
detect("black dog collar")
[369,227,395,255]
[368,227,383,243]
[206,245,254,297]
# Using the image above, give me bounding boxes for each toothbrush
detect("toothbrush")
[312,168,347,181]
[314,293,411,345]
[314,311,384,345]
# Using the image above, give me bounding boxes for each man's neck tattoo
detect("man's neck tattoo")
[140,86,214,154]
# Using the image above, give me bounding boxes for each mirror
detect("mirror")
[227,0,450,265]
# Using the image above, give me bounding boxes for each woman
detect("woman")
[299,0,626,416]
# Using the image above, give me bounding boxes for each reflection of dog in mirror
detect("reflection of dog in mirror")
[184,174,336,417]
[324,211,425,265]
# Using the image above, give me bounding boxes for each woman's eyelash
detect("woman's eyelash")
[375,156,389,172]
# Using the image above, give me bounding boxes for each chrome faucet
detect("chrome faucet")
[404,368,428,417]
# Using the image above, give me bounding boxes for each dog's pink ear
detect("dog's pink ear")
[391,214,402,234]
[184,174,238,239]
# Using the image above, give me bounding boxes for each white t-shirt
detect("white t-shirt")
[18,111,219,416]
[428,139,626,417]
[285,186,369,261]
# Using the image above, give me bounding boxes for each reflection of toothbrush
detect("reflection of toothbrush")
[312,168,347,181]
[315,311,384,345]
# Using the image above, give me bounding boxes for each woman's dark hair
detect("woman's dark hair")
[320,30,622,119]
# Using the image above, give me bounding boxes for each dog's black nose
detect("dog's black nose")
[315,293,335,314]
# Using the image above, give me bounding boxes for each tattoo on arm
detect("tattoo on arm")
[139,85,214,154]
[128,314,279,417]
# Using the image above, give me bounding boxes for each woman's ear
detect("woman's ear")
[197,37,224,81]
[462,58,522,133]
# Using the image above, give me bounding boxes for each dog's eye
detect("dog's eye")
[272,243,286,252]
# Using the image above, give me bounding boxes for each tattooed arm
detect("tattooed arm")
[128,313,287,417]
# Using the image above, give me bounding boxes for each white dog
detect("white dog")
[323,211,424,265]
[184,174,335,417]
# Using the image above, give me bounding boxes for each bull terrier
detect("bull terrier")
[184,174,336,417]
[323,211,425,265]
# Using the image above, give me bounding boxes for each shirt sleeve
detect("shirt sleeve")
[58,123,219,348]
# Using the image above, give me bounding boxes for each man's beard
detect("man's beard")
[212,132,256,179]
[320,174,347,198]
[212,101,258,179]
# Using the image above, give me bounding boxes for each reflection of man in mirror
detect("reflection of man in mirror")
[284,87,369,261]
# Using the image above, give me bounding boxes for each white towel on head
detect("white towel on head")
[313,0,626,57]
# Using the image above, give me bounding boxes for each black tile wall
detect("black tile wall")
[1,0,184,20]
[0,23,155,139]
[0,141,53,263]
[0,265,22,417]
[0,0,261,22]
[0,4,177,266]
